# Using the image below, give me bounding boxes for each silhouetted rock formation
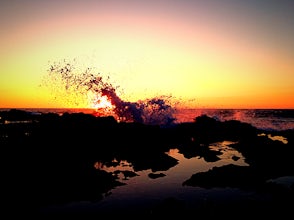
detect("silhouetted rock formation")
[148,172,166,179]
[1,109,293,218]
[183,164,262,189]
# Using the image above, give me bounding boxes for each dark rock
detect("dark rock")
[148,172,166,179]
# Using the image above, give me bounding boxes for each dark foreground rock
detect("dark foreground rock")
[1,109,293,218]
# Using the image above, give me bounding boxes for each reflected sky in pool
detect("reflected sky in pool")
[86,141,249,212]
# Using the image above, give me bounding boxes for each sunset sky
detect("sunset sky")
[1,0,294,109]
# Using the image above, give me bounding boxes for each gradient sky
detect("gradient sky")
[1,0,294,108]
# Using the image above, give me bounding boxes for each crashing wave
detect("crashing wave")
[46,60,176,126]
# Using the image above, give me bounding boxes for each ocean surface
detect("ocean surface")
[2,108,294,131]
[174,108,294,131]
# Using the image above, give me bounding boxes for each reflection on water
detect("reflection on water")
[94,159,133,173]
[92,141,249,210]
[267,134,288,144]
[208,141,248,164]
[258,133,288,144]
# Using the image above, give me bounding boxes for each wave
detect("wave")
[46,60,176,126]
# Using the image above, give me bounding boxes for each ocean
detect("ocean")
[174,108,294,131]
[1,108,293,131]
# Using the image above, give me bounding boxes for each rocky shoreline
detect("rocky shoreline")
[2,109,293,218]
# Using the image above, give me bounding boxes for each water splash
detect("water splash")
[45,59,176,126]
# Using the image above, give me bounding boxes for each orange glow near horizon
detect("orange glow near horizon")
[1,1,294,109]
